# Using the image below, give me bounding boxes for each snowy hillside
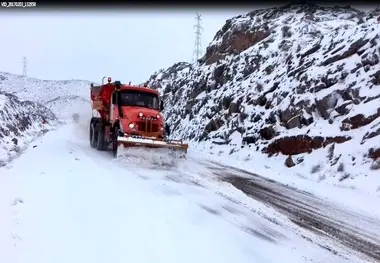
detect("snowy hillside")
[0,72,93,120]
[0,91,57,165]
[147,4,380,192]
[0,72,95,165]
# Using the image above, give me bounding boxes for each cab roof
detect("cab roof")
[119,84,159,96]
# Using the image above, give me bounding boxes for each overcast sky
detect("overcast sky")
[0,9,252,84]
[0,5,377,84]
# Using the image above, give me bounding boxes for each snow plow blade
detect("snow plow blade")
[117,136,188,153]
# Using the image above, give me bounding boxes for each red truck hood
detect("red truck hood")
[120,106,161,120]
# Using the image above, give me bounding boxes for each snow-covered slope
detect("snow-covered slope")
[0,72,94,120]
[0,91,57,165]
[147,4,380,192]
[0,72,95,165]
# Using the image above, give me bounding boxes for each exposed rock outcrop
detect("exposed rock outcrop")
[147,4,380,186]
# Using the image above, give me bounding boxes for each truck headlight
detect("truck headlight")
[156,115,160,119]
[129,123,135,129]
[138,112,143,117]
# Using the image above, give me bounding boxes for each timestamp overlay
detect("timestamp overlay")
[1,1,37,8]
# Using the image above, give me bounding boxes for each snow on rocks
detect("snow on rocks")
[0,72,94,121]
[0,91,58,166]
[146,4,380,194]
[0,71,96,165]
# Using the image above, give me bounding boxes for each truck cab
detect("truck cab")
[111,84,166,139]
[90,78,184,157]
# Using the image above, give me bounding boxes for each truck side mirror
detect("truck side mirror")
[160,101,164,111]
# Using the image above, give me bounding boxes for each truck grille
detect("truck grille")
[137,120,159,133]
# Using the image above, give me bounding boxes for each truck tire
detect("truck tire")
[89,125,94,147]
[112,126,120,158]
[90,122,98,148]
[96,124,107,151]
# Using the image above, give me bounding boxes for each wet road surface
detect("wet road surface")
[203,160,380,262]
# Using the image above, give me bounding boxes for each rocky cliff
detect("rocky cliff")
[147,4,380,190]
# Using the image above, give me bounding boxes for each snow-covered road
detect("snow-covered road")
[0,122,378,263]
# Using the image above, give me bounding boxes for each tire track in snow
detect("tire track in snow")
[204,161,380,262]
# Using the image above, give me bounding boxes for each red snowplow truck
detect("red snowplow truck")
[89,77,188,157]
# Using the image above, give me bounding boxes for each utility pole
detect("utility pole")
[22,56,28,77]
[192,13,204,63]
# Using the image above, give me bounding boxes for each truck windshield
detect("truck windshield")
[118,91,159,110]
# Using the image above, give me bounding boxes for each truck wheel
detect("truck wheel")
[90,123,98,148]
[96,124,106,151]
[112,127,119,158]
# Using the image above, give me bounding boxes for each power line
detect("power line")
[192,13,204,63]
[22,56,28,77]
